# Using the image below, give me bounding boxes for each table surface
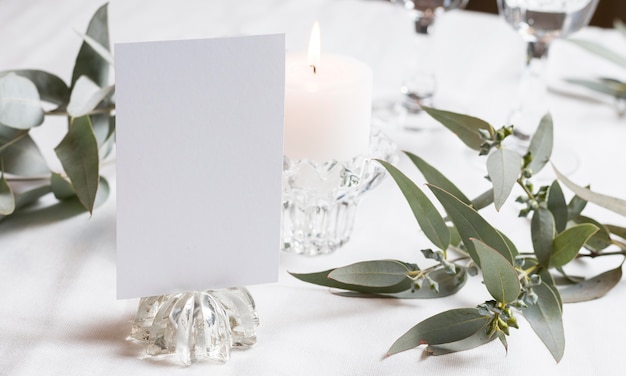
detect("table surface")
[2,1,626,375]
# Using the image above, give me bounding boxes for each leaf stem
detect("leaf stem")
[45,105,115,117]
[578,250,626,259]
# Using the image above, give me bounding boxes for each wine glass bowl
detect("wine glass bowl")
[499,0,599,47]
[497,0,599,138]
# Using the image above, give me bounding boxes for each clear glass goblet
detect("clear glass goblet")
[373,0,469,130]
[498,0,599,143]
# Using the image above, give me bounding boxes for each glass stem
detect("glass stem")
[401,15,436,112]
[510,40,549,140]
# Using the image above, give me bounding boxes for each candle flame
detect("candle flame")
[307,21,320,74]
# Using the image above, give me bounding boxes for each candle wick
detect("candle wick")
[310,64,317,74]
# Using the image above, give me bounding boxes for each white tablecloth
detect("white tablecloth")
[2,1,626,375]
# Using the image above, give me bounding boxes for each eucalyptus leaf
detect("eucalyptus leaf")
[550,224,599,268]
[531,207,556,267]
[404,151,471,205]
[0,132,49,176]
[573,216,612,252]
[328,260,411,287]
[73,29,114,65]
[605,224,626,241]
[0,171,15,215]
[0,124,25,151]
[554,165,626,217]
[72,3,110,88]
[67,75,114,117]
[568,39,626,69]
[547,181,568,233]
[50,172,76,200]
[522,281,565,363]
[0,69,70,106]
[421,106,494,151]
[429,184,516,265]
[54,115,100,213]
[567,193,588,221]
[565,78,626,98]
[426,324,494,355]
[290,267,413,294]
[0,73,44,130]
[558,265,623,303]
[486,148,522,211]
[335,268,468,299]
[471,238,521,304]
[527,113,553,175]
[386,308,491,357]
[0,185,52,222]
[377,160,450,251]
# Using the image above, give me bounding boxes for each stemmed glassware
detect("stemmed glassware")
[373,0,469,130]
[497,0,599,145]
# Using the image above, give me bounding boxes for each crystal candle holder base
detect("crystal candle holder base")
[128,287,258,366]
[281,129,397,256]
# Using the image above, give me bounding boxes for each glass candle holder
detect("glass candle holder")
[128,287,258,366]
[281,129,397,256]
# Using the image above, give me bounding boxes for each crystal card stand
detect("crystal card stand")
[129,287,258,366]
[281,129,397,256]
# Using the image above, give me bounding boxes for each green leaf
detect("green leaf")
[67,76,114,117]
[0,73,44,130]
[0,69,70,106]
[527,113,553,175]
[547,181,568,233]
[522,281,565,362]
[486,148,522,211]
[573,216,612,252]
[605,224,626,241]
[554,165,626,218]
[94,113,116,149]
[54,115,100,213]
[558,265,623,303]
[404,151,471,205]
[531,207,555,267]
[0,131,49,176]
[0,170,15,215]
[550,224,599,268]
[567,193,587,221]
[377,160,450,250]
[568,39,626,69]
[71,3,110,88]
[73,29,114,65]
[471,238,521,303]
[426,325,494,355]
[429,184,516,265]
[290,267,413,294]
[336,268,468,299]
[50,172,76,200]
[421,106,494,151]
[328,260,411,287]
[565,78,626,98]
[386,308,491,357]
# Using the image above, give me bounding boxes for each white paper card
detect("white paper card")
[115,34,285,299]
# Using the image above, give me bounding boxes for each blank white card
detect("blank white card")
[115,34,285,299]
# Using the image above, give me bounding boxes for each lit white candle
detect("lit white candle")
[284,22,373,161]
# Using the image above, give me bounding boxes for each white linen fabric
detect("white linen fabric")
[1,1,625,375]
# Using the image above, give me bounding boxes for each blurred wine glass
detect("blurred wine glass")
[498,0,599,143]
[373,0,469,130]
